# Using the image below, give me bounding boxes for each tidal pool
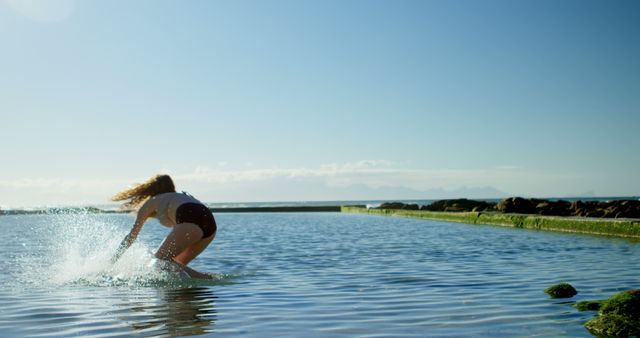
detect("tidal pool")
[0,212,638,337]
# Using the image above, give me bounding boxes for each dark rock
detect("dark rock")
[605,200,640,219]
[535,200,572,216]
[378,202,406,210]
[496,197,537,214]
[422,199,496,212]
[403,203,420,210]
[494,198,640,218]
[381,197,640,219]
[570,201,586,216]
[544,283,578,298]
[570,200,640,219]
[571,201,605,217]
[378,202,419,210]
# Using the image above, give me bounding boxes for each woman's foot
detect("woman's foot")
[173,261,215,279]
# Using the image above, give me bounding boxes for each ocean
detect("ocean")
[0,210,638,337]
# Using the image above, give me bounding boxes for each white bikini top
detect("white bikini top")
[142,192,202,227]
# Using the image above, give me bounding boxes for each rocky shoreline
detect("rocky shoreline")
[343,201,640,239]
[378,197,640,219]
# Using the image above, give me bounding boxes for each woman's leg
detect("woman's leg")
[173,232,215,266]
[155,223,204,261]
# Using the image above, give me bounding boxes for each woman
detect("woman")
[111,174,217,279]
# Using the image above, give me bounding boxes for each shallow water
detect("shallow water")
[0,212,638,337]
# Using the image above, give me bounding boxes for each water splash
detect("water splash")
[14,211,202,287]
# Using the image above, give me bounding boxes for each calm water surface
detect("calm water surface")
[0,212,638,337]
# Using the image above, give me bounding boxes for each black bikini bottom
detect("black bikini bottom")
[175,203,217,239]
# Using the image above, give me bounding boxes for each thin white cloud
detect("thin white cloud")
[178,161,400,184]
[177,161,519,190]
[176,161,592,198]
[0,161,598,208]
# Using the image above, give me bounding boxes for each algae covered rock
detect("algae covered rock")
[545,283,578,298]
[599,289,640,318]
[584,289,640,337]
[585,314,640,337]
[575,300,604,312]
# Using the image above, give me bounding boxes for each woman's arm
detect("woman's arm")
[111,197,158,263]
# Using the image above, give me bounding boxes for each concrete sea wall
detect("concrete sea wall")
[341,206,640,239]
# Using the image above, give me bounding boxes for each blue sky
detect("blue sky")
[1,0,638,207]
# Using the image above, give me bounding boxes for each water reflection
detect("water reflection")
[125,287,217,337]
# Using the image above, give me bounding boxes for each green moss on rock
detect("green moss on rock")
[545,283,578,298]
[583,290,640,337]
[600,289,640,318]
[575,300,604,311]
[585,314,640,337]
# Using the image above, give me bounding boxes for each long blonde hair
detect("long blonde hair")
[112,174,176,209]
